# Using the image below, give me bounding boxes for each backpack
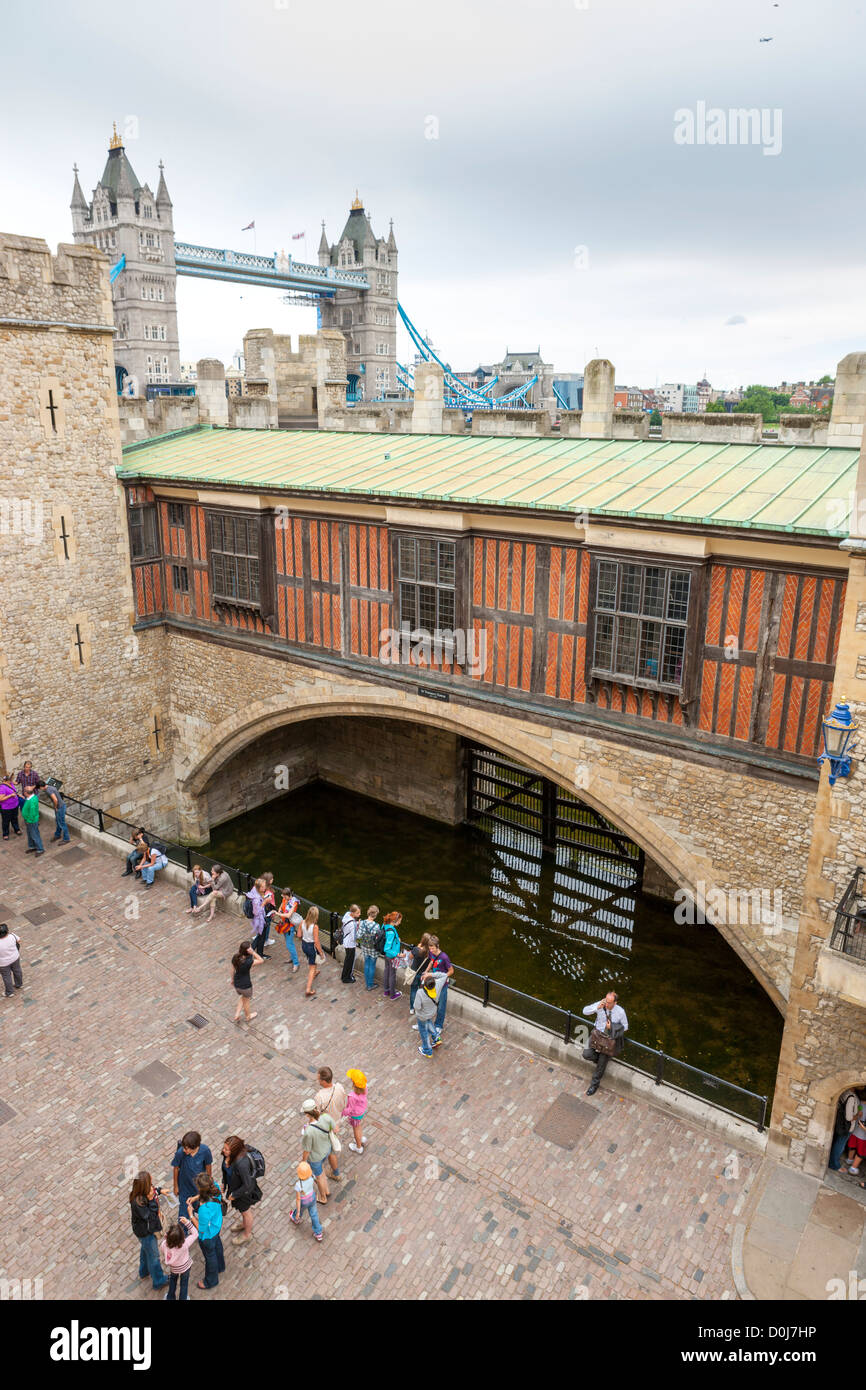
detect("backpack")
[246,1145,265,1180]
[372,925,386,952]
[332,911,344,946]
[243,893,255,920]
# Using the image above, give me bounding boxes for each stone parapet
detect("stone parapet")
[470,409,550,437]
[661,412,762,444]
[778,415,830,446]
[0,234,114,329]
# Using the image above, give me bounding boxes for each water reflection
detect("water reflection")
[203,782,782,1099]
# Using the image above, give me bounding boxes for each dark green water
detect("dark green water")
[204,782,782,1106]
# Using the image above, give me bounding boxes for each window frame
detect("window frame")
[205,509,263,611]
[127,501,160,560]
[172,563,190,593]
[389,531,469,657]
[584,551,706,706]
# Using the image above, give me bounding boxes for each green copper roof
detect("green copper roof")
[117,427,860,538]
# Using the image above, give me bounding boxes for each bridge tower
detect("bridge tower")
[318,194,398,402]
[71,125,180,395]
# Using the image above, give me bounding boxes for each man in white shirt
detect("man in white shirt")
[582,992,628,1096]
[340,904,360,984]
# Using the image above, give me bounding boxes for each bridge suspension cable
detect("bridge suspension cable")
[397,302,537,410]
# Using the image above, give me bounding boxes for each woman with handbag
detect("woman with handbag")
[315,1066,346,1183]
[129,1171,170,1292]
[581,991,628,1096]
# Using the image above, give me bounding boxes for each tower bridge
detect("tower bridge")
[173,241,370,295]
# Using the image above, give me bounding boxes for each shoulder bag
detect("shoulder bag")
[590,1008,618,1058]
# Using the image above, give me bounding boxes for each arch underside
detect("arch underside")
[179,688,788,1012]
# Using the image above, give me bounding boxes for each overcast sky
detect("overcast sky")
[3,0,864,387]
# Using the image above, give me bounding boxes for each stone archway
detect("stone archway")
[173,681,791,1010]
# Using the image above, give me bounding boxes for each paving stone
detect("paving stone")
[0,833,750,1301]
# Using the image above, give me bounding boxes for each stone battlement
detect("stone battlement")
[0,234,114,328]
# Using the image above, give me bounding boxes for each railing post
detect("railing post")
[563,1011,573,1047]
[97,808,104,834]
[185,846,192,873]
[654,1050,665,1086]
[482,976,490,1007]
[757,1095,768,1134]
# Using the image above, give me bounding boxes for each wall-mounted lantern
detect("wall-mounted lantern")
[819,698,859,786]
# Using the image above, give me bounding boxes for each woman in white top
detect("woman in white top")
[301,906,322,998]
[0,923,22,997]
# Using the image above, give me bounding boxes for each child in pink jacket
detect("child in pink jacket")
[160,1215,197,1300]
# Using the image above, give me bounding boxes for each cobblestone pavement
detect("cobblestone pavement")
[0,829,757,1301]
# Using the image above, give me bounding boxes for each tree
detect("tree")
[771,392,791,408]
[818,374,833,385]
[737,385,779,423]
[649,409,661,427]
[705,399,727,413]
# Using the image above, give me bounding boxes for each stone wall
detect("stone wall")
[0,234,168,814]
[204,722,317,829]
[192,711,466,835]
[769,538,866,1172]
[314,716,465,824]
[778,414,830,447]
[661,412,762,444]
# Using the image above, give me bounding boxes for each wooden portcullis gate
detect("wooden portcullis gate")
[466,744,644,890]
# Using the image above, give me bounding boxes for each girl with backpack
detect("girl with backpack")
[231,940,263,1023]
[129,1171,169,1292]
[382,911,403,1000]
[221,1135,262,1247]
[357,905,381,990]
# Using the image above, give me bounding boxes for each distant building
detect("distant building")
[552,374,583,410]
[696,378,712,412]
[683,384,700,413]
[179,362,197,383]
[657,383,685,413]
[613,389,628,409]
[318,193,398,402]
[71,125,180,394]
[789,385,811,407]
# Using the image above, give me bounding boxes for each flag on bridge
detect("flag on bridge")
[292,231,305,240]
[242,220,255,231]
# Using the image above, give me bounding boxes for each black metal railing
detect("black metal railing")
[55,792,768,1130]
[829,867,866,963]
